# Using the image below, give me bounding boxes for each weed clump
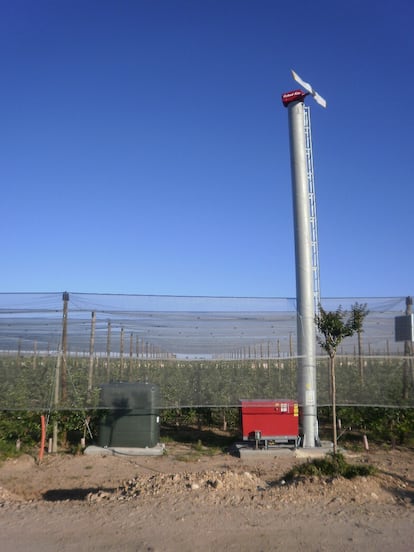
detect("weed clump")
[284,453,376,481]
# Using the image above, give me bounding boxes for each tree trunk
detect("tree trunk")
[330,354,338,455]
[358,330,364,385]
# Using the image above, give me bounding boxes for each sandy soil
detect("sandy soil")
[0,441,413,552]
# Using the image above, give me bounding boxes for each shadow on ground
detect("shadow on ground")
[42,487,116,501]
[161,424,238,449]
[380,470,414,505]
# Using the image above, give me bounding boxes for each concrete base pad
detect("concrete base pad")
[84,444,165,457]
[236,441,333,460]
[294,442,334,459]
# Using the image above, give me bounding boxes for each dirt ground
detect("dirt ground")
[0,440,413,552]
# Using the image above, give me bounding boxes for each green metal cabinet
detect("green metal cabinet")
[97,382,160,448]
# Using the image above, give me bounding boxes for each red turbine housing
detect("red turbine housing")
[281,89,307,107]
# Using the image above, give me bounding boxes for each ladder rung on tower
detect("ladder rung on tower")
[303,106,320,314]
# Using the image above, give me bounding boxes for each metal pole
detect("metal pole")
[61,292,69,402]
[106,320,111,381]
[120,327,124,378]
[403,296,413,399]
[88,311,96,392]
[53,291,70,453]
[52,348,61,453]
[287,99,318,447]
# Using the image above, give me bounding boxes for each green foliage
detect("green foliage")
[188,438,221,456]
[2,353,412,412]
[0,440,23,460]
[315,302,369,359]
[0,356,302,411]
[284,452,377,481]
[315,305,358,357]
[161,416,238,452]
[0,411,41,444]
[350,302,369,333]
[0,411,41,458]
[0,409,101,458]
[315,303,370,454]
[316,355,412,406]
[1,349,414,456]
[337,406,414,446]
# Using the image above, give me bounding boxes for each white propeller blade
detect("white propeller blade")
[291,69,327,108]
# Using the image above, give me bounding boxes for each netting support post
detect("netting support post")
[61,292,69,402]
[52,291,69,453]
[52,350,61,453]
[88,311,96,392]
[403,296,414,398]
[287,100,319,447]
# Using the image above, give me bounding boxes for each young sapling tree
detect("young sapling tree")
[350,303,369,384]
[315,304,365,454]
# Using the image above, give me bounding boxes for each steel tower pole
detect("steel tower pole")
[287,99,318,447]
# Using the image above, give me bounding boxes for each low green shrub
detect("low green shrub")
[284,452,377,481]
[0,411,39,460]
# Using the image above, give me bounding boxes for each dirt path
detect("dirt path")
[0,444,413,551]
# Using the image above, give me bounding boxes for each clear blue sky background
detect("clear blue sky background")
[1,0,413,299]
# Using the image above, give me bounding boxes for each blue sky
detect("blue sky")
[1,0,413,299]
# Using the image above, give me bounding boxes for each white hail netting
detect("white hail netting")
[0,293,413,409]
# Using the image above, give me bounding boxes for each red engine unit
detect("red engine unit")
[240,399,299,447]
[281,89,307,107]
